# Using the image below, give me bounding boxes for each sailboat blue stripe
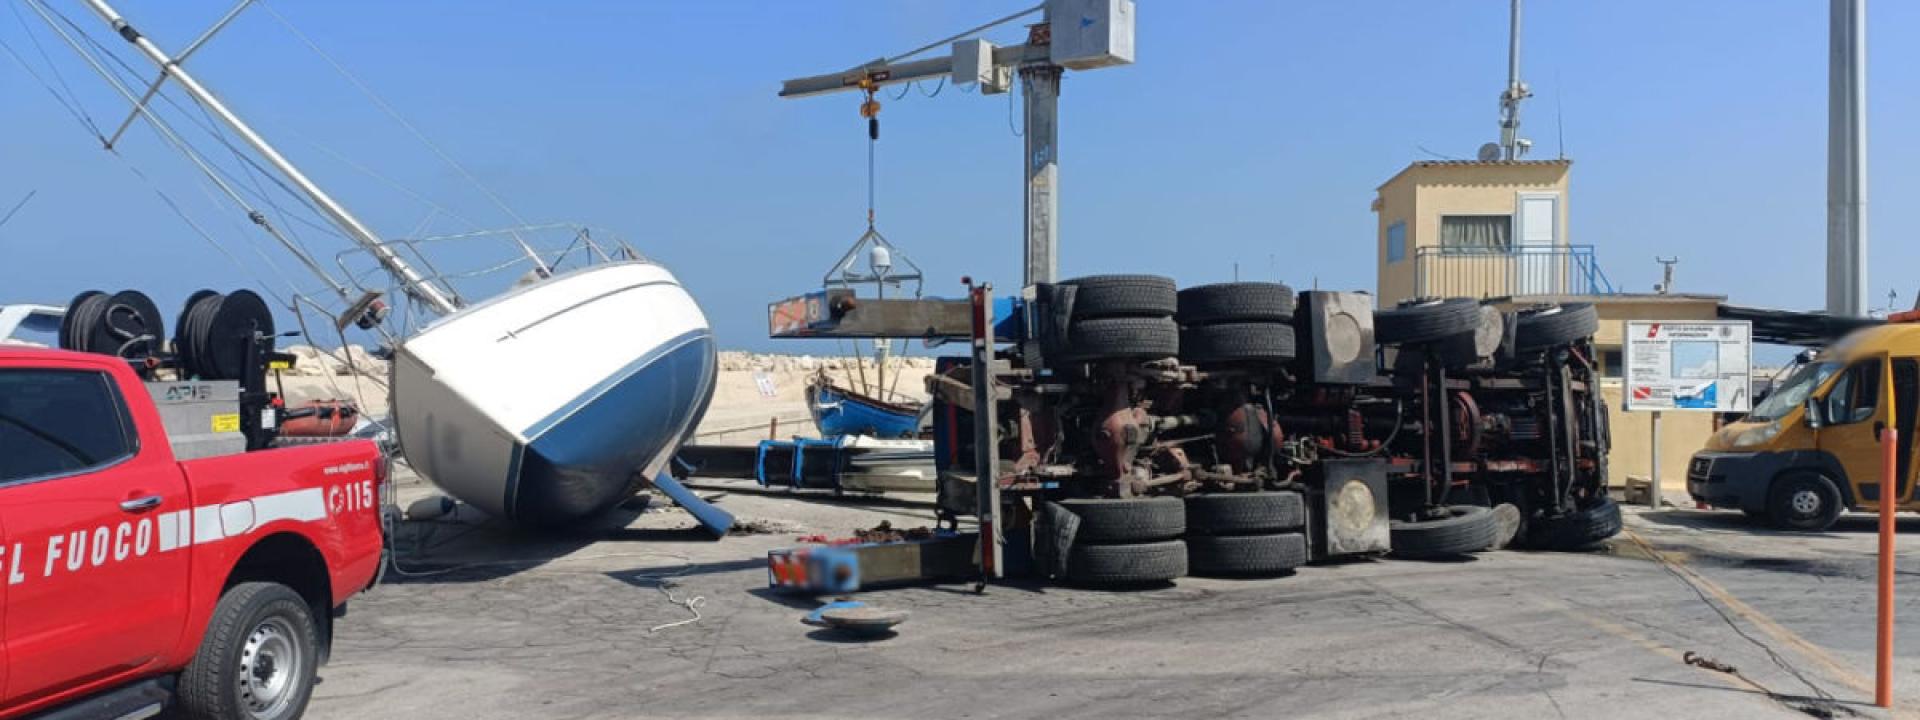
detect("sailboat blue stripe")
[521,328,712,441]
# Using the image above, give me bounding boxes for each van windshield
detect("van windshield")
[1749,361,1841,422]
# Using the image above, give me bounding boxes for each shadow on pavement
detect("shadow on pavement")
[382,504,732,584]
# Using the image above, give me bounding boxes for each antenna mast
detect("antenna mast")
[79,0,460,315]
[1498,0,1532,161]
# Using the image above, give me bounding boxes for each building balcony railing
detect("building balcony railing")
[1412,244,1617,299]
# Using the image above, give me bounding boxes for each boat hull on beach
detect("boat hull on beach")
[392,260,716,526]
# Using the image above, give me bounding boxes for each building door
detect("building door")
[1514,192,1559,294]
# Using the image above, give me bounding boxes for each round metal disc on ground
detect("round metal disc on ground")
[205,289,274,380]
[59,290,106,351]
[93,290,165,359]
[819,605,909,635]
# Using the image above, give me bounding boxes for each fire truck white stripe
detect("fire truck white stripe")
[192,507,224,545]
[157,511,183,553]
[249,488,329,525]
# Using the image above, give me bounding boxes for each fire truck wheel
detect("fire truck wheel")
[1067,539,1189,586]
[1184,492,1306,535]
[1525,496,1623,550]
[1180,322,1297,365]
[1060,274,1178,319]
[1176,282,1296,325]
[1390,505,1499,559]
[1375,298,1481,346]
[179,582,319,720]
[1187,532,1307,577]
[1062,316,1179,361]
[1514,303,1599,349]
[1059,496,1186,543]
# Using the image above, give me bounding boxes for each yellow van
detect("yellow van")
[1688,323,1917,530]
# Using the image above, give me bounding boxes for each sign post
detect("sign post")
[1623,321,1754,509]
[1650,411,1663,509]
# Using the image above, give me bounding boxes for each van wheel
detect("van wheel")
[178,582,319,720]
[1767,473,1842,531]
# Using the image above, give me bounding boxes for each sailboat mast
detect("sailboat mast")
[80,0,461,315]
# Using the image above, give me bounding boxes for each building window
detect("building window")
[1386,221,1406,264]
[1601,349,1623,378]
[1440,215,1512,253]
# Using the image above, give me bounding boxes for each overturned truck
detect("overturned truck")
[926,276,1619,585]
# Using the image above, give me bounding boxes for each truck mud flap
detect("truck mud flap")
[652,471,735,538]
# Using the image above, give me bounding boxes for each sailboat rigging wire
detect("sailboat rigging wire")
[19,0,354,302]
[128,161,295,310]
[6,0,99,136]
[0,190,34,231]
[286,127,492,238]
[257,0,549,275]
[46,3,352,264]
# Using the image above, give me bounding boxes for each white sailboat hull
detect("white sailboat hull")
[391,261,716,525]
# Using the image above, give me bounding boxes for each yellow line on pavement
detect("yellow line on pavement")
[1624,529,1877,700]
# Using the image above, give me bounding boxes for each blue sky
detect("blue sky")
[2,1,1915,352]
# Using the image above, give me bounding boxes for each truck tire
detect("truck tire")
[1767,472,1843,531]
[1059,496,1185,543]
[1375,298,1480,346]
[179,582,319,720]
[1062,316,1179,361]
[1390,505,1498,559]
[1061,274,1178,319]
[1188,532,1307,576]
[1067,539,1188,586]
[1177,282,1295,324]
[1525,497,1623,550]
[1185,492,1307,535]
[1515,303,1599,349]
[1180,322,1297,365]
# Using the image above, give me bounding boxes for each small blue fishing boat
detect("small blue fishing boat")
[806,375,923,439]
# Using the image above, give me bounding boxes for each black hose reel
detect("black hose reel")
[60,288,278,383]
[59,289,167,375]
[174,289,276,382]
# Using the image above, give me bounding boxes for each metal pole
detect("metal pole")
[969,283,1003,583]
[1877,428,1897,708]
[81,0,460,315]
[1499,0,1525,160]
[1649,410,1663,509]
[1877,359,1898,708]
[1021,63,1062,287]
[1828,0,1868,317]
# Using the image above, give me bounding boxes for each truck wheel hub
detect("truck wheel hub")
[239,617,301,717]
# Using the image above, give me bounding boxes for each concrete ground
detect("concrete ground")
[299,479,1920,720]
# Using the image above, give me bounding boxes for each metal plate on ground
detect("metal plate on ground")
[819,605,909,633]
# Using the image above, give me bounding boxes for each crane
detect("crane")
[779,0,1135,288]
